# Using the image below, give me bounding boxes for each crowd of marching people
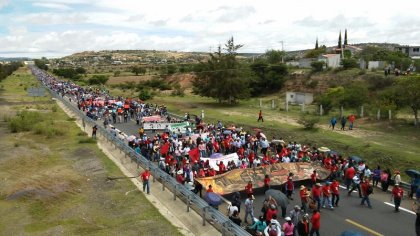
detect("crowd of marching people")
[31,66,419,236]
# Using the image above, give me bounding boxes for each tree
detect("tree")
[165,64,177,75]
[315,38,319,49]
[265,49,285,64]
[338,30,342,49]
[340,58,358,69]
[75,67,86,74]
[310,61,325,72]
[393,76,420,126]
[249,62,288,96]
[87,75,109,85]
[192,37,250,104]
[344,29,348,46]
[131,66,146,76]
[304,45,326,58]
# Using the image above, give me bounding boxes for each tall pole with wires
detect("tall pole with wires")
[279,41,284,63]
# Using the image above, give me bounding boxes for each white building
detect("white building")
[318,54,341,68]
[286,92,313,105]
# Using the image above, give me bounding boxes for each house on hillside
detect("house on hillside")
[318,54,341,68]
[395,45,420,58]
[286,92,313,105]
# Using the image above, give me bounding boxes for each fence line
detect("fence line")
[42,84,250,236]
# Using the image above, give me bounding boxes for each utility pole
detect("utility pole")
[279,41,284,63]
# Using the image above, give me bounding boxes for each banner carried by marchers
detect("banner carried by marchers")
[143,121,190,133]
[195,162,331,195]
[201,153,240,172]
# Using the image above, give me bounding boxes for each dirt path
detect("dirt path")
[221,110,383,140]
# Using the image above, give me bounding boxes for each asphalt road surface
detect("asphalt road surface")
[64,95,417,236]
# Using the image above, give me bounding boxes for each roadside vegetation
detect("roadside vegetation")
[0,67,181,236]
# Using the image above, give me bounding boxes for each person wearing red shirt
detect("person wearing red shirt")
[176,170,185,184]
[208,167,216,177]
[321,182,333,209]
[300,185,310,213]
[217,161,226,174]
[237,146,245,159]
[311,170,317,186]
[264,174,271,192]
[330,179,340,207]
[391,184,404,212]
[265,204,278,225]
[206,185,214,193]
[245,181,253,196]
[248,151,255,167]
[198,168,206,178]
[140,168,151,194]
[345,166,356,190]
[310,209,321,236]
[360,178,372,208]
[312,183,322,211]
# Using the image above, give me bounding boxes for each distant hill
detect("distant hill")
[0,57,30,62]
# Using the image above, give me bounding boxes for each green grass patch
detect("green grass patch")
[78,137,97,144]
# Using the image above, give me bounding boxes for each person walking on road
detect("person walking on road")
[140,168,151,194]
[312,183,322,211]
[297,214,310,236]
[310,209,320,236]
[348,174,362,198]
[257,110,264,122]
[244,194,255,225]
[321,181,334,209]
[282,217,295,236]
[300,185,310,213]
[361,178,373,208]
[391,183,404,212]
[331,179,340,207]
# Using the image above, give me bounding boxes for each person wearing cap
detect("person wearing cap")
[391,183,404,212]
[282,216,294,236]
[289,205,302,236]
[297,213,310,236]
[300,185,310,212]
[244,194,255,225]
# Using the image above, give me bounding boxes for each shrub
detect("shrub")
[138,88,153,101]
[51,105,58,112]
[311,61,325,72]
[297,114,320,130]
[8,111,43,133]
[33,123,65,138]
[171,83,185,96]
[78,137,97,144]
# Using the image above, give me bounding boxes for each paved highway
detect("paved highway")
[64,95,417,236]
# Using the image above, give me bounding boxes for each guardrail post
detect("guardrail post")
[173,184,177,201]
[187,194,191,212]
[202,206,207,226]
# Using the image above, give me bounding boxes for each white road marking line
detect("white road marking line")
[339,185,358,192]
[383,202,416,215]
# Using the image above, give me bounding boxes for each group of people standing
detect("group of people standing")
[330,114,356,131]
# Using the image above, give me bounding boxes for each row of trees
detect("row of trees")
[192,37,289,103]
[0,62,22,81]
[52,67,86,80]
[315,74,420,126]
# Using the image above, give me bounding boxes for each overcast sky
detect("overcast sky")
[1,0,420,58]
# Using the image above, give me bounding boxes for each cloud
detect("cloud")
[0,0,9,9]
[213,5,256,23]
[127,14,144,22]
[33,2,72,10]
[148,19,168,27]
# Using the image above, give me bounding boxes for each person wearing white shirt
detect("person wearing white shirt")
[282,156,291,163]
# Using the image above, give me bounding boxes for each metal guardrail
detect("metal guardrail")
[35,72,250,236]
